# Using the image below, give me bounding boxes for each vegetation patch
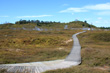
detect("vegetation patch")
[0,29,81,64]
[92,32,110,42]
[78,31,110,67]
[44,65,108,73]
[45,30,110,73]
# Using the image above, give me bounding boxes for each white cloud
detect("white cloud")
[0,16,9,17]
[17,15,53,18]
[60,3,110,14]
[60,7,87,13]
[84,3,110,10]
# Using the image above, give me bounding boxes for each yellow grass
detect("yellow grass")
[0,29,82,64]
[45,30,110,73]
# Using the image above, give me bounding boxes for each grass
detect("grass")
[45,30,110,73]
[0,29,82,64]
[79,30,110,67]
[0,69,7,73]
[44,65,108,73]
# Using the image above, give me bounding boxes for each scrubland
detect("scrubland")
[0,29,81,64]
[45,30,110,73]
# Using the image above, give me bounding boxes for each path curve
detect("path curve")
[0,31,85,73]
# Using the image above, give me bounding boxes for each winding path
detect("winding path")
[0,31,85,73]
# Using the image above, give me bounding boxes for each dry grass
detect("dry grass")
[0,29,82,64]
[79,30,110,67]
[45,30,110,73]
[44,65,109,73]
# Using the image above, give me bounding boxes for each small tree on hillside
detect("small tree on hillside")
[82,24,85,27]
[84,20,87,23]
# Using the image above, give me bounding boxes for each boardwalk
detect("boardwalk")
[0,31,85,73]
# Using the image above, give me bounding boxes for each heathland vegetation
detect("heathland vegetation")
[45,30,110,73]
[0,29,82,64]
[0,20,90,64]
[0,20,110,73]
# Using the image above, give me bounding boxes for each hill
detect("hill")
[0,20,96,30]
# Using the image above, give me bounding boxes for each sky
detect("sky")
[0,0,110,27]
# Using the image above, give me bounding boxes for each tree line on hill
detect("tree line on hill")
[0,19,97,29]
[15,20,61,26]
[15,20,96,28]
[100,27,110,29]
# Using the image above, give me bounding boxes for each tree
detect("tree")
[41,21,44,24]
[15,21,20,24]
[36,20,40,24]
[27,20,31,23]
[37,23,41,26]
[82,24,85,27]
[84,20,87,23]
[88,25,91,28]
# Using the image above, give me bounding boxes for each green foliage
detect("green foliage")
[100,27,110,29]
[68,21,96,28]
[15,20,61,27]
[0,20,96,30]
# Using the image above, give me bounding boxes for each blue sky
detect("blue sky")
[0,0,110,27]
